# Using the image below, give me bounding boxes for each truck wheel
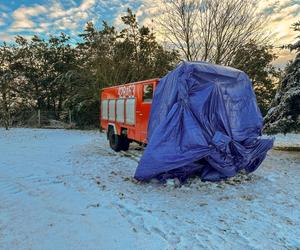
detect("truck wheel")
[108,129,123,152]
[121,136,130,151]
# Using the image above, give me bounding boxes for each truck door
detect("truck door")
[138,83,154,143]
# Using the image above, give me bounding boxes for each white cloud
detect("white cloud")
[7,0,97,35]
[80,0,96,11]
[0,32,15,42]
[10,5,47,30]
[0,18,4,26]
[48,0,95,19]
[273,49,296,68]
[54,17,78,31]
[46,0,97,31]
[0,12,8,26]
[256,0,300,66]
[260,1,300,44]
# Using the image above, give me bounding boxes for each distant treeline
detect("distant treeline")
[0,6,283,129]
[0,9,179,128]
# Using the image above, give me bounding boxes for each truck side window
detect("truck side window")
[143,84,153,102]
[101,100,108,120]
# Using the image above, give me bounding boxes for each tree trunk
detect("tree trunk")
[2,88,10,130]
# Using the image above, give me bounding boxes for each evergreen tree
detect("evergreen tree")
[0,43,14,129]
[264,21,300,134]
[231,41,280,115]
[64,9,179,127]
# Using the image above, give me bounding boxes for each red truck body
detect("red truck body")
[100,78,159,151]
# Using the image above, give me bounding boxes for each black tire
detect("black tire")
[121,136,130,151]
[108,129,123,152]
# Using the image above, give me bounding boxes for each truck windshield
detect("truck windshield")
[143,84,153,102]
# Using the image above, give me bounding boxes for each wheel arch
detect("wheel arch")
[107,123,117,139]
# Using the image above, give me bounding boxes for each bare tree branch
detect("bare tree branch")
[158,0,269,65]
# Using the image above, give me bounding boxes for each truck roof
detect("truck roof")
[101,78,160,91]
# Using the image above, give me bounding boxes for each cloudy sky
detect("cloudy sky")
[0,0,299,66]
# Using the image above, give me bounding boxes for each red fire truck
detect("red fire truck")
[100,78,159,151]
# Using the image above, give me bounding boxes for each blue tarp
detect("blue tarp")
[134,61,274,182]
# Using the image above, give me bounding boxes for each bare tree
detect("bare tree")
[159,0,200,61]
[159,0,268,65]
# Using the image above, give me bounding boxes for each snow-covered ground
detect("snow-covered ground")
[0,128,299,250]
[272,133,300,149]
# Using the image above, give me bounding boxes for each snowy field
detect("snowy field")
[0,128,299,250]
